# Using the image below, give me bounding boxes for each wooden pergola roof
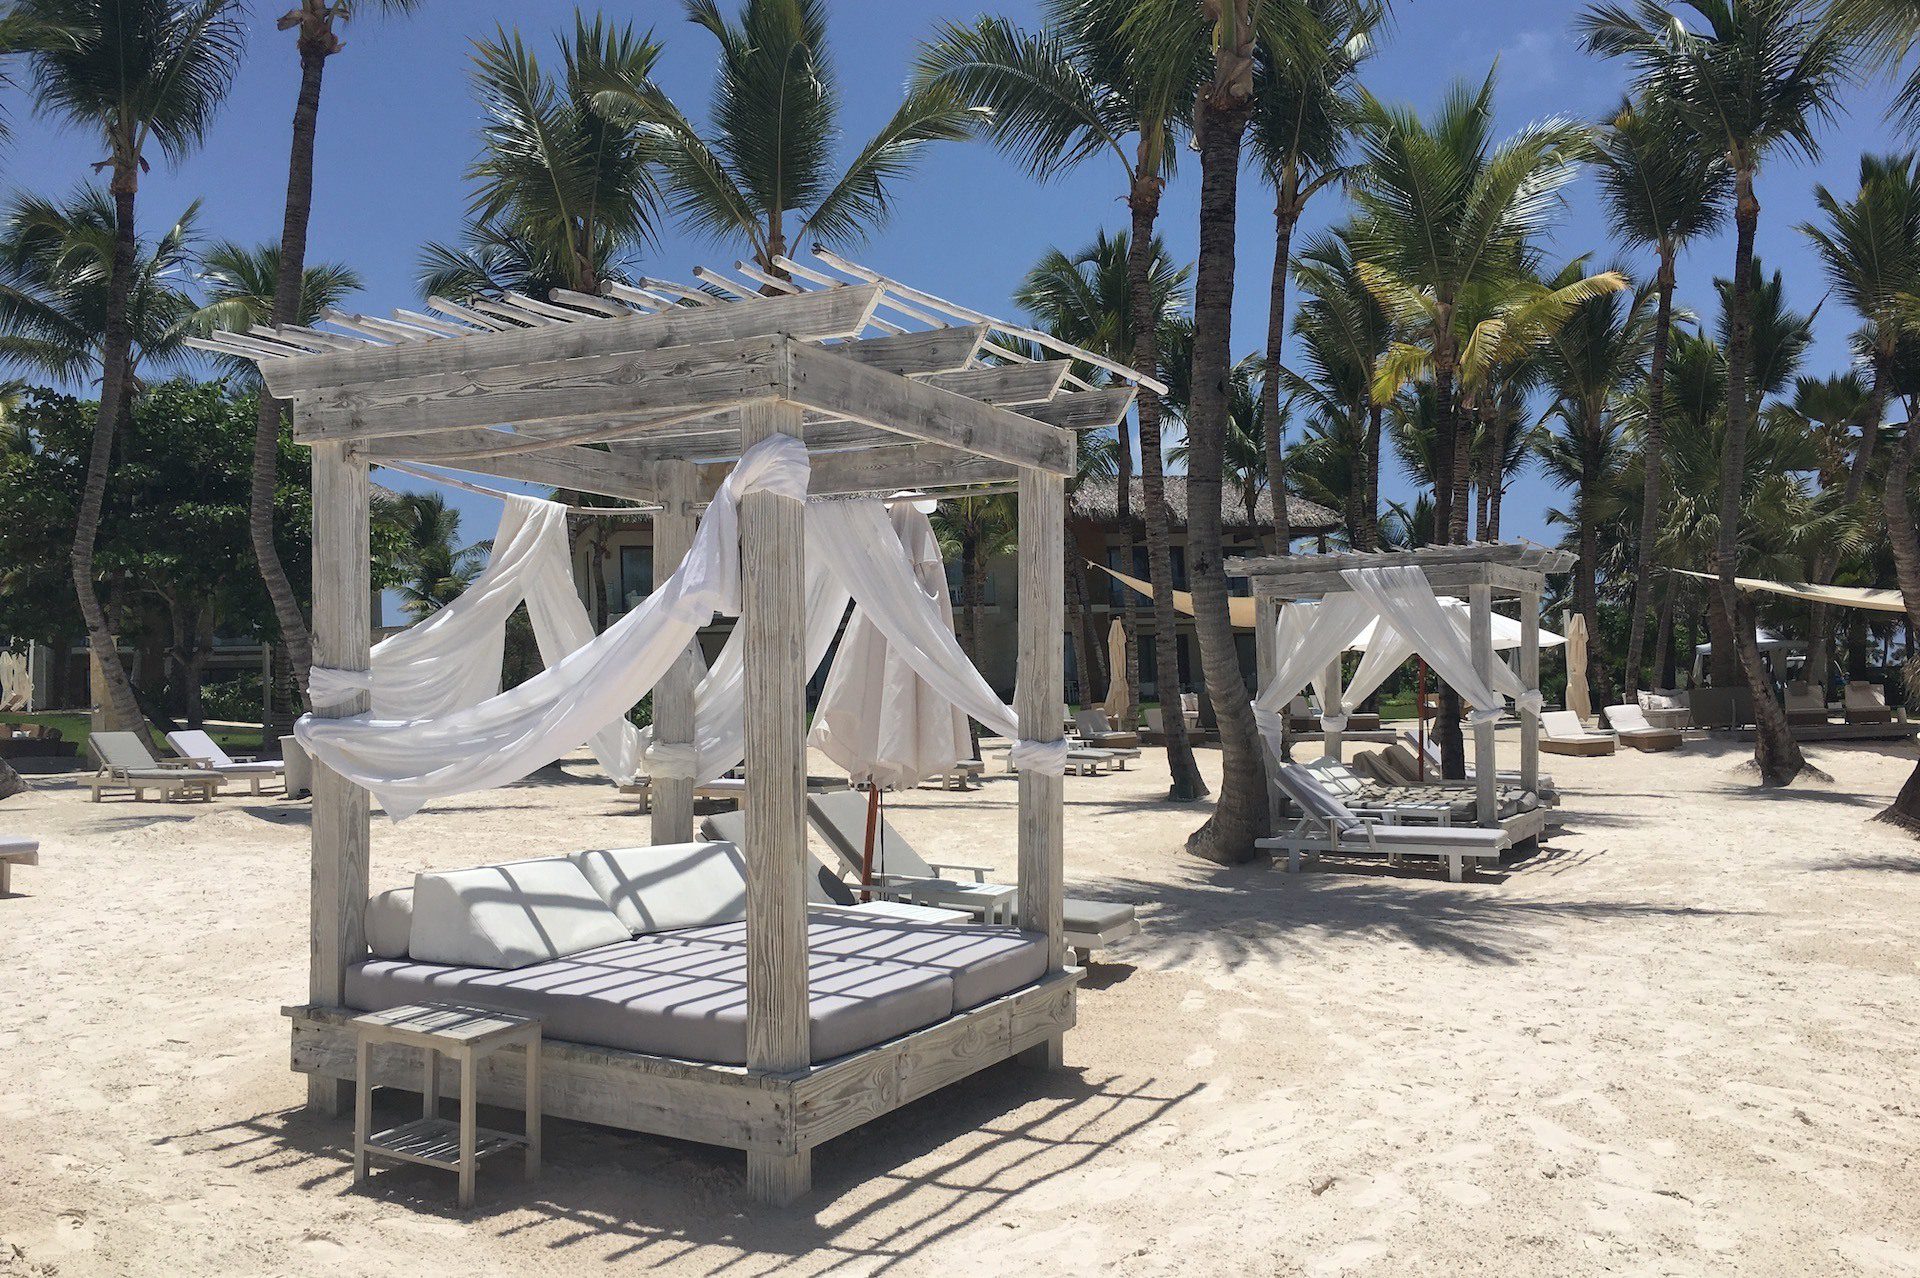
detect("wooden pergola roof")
[1225,542,1576,600]
[188,248,1154,503]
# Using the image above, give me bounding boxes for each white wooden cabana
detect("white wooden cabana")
[1227,542,1575,847]
[193,250,1155,1204]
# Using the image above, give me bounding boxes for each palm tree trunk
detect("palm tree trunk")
[1130,177,1205,801]
[1654,574,1677,690]
[1363,403,1383,550]
[0,756,26,801]
[1430,353,1466,777]
[1717,168,1804,786]
[1183,86,1263,865]
[251,27,332,709]
[958,539,981,660]
[1064,530,1097,706]
[1578,451,1609,709]
[71,174,144,734]
[1876,420,1920,828]
[1448,422,1472,545]
[1624,257,1676,694]
[1807,351,1891,688]
[1261,178,1297,554]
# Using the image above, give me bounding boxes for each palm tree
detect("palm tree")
[1349,71,1610,547]
[422,17,664,301]
[245,0,422,713]
[194,241,363,370]
[1801,155,1920,688]
[0,190,207,385]
[1248,0,1383,554]
[1581,0,1851,786]
[387,492,486,619]
[1767,371,1872,684]
[1537,259,1652,704]
[1827,0,1920,127]
[930,495,1019,661]
[589,0,970,279]
[12,0,242,732]
[1013,231,1178,715]
[1593,93,1729,692]
[1283,226,1394,548]
[1167,344,1270,526]
[916,0,1210,799]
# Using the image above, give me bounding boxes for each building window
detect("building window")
[619,545,653,611]
[944,561,995,605]
[1171,545,1188,590]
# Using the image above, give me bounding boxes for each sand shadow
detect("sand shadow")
[166,1062,1198,1273]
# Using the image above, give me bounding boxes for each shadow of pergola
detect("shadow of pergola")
[163,1062,1198,1274]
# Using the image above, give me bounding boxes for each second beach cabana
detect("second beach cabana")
[190,250,1156,1204]
[1228,542,1575,849]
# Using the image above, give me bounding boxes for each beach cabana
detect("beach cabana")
[192,251,1152,1204]
[1228,543,1574,848]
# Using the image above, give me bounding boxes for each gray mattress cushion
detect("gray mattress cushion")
[667,914,1047,1012]
[1062,897,1135,934]
[345,931,955,1065]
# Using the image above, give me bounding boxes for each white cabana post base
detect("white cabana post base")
[210,252,1137,1205]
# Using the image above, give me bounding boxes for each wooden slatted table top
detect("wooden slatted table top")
[350,1003,540,1051]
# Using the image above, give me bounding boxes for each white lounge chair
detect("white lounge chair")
[87,731,222,802]
[1603,704,1684,752]
[1399,732,1558,799]
[1539,710,1617,757]
[165,729,287,795]
[698,809,968,924]
[805,790,1140,957]
[1844,681,1894,725]
[1259,763,1510,882]
[0,834,36,896]
[1073,708,1139,749]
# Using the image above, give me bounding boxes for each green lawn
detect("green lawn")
[4,711,266,758]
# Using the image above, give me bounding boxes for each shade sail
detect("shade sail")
[1091,562,1259,629]
[1672,568,1907,615]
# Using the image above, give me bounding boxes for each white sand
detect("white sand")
[4,732,1920,1276]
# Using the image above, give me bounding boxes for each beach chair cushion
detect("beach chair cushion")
[1366,824,1507,851]
[164,729,282,775]
[408,857,631,969]
[347,926,956,1065]
[89,731,161,769]
[1275,764,1363,833]
[1604,704,1652,733]
[571,841,749,936]
[365,888,413,960]
[0,834,38,856]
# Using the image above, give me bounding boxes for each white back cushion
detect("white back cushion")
[409,858,630,969]
[366,887,413,959]
[1541,710,1586,738]
[571,841,748,936]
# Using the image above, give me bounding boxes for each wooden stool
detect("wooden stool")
[351,1003,542,1209]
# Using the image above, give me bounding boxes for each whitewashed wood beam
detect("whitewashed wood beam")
[362,438,662,502]
[262,284,884,397]
[547,288,634,318]
[425,295,516,331]
[786,342,1075,476]
[724,443,1020,496]
[1015,466,1068,1070]
[651,461,701,845]
[1019,387,1135,431]
[288,334,792,443]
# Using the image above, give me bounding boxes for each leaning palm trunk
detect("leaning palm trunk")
[1183,66,1262,864]
[250,18,335,708]
[1259,175,1298,555]
[1624,260,1676,694]
[71,178,145,733]
[0,756,26,801]
[1875,412,1920,829]
[1806,356,1891,688]
[1716,170,1804,785]
[1130,183,1206,801]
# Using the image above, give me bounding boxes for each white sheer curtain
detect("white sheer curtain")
[809,502,972,788]
[807,498,1066,775]
[295,435,810,820]
[1340,565,1541,722]
[1249,594,1375,752]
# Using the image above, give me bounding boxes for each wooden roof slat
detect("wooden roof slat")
[1019,387,1135,431]
[547,288,636,319]
[262,284,883,397]
[425,295,517,332]
[362,434,661,501]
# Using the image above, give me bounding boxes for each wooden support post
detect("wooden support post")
[1520,590,1542,799]
[738,398,812,1204]
[309,441,372,1116]
[1321,656,1345,763]
[1016,467,1067,1068]
[651,461,700,845]
[1254,596,1281,830]
[1470,584,1498,829]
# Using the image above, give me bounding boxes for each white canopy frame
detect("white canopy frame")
[1227,542,1575,846]
[202,254,1156,1206]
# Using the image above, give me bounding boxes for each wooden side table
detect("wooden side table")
[351,1003,542,1208]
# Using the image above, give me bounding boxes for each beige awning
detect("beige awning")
[1091,562,1259,629]
[1673,569,1907,615]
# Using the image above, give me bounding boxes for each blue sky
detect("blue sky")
[5,0,1909,621]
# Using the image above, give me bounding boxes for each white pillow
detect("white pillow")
[571,842,748,935]
[409,858,631,970]
[366,887,413,959]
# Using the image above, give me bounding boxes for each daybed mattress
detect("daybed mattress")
[345,913,1047,1066]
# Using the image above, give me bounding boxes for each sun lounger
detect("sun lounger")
[1844,681,1894,725]
[165,729,286,795]
[1399,733,1557,799]
[1637,688,1692,729]
[1603,704,1684,751]
[806,790,1140,957]
[1306,755,1536,822]
[1783,682,1828,727]
[930,759,986,790]
[87,731,222,802]
[1073,709,1139,749]
[699,810,968,924]
[1259,763,1510,882]
[1540,710,1616,757]
[0,834,36,896]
